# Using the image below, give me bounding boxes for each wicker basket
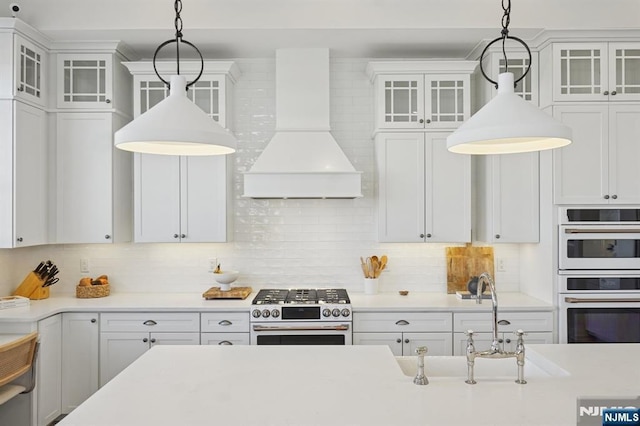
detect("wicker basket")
[76,283,110,299]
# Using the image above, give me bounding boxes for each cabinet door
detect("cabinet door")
[424,74,469,129]
[181,156,228,242]
[608,105,640,204]
[38,315,62,426]
[57,54,112,109]
[376,75,425,129]
[476,153,539,243]
[201,333,250,346]
[61,313,99,413]
[14,34,46,106]
[375,133,426,242]
[134,154,181,242]
[99,332,149,386]
[56,113,114,243]
[608,43,640,102]
[402,332,452,356]
[353,332,403,356]
[14,101,47,247]
[553,105,608,204]
[425,133,470,243]
[553,43,608,102]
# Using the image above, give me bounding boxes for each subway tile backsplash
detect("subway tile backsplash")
[0,58,520,296]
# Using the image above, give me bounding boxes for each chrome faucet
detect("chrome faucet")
[465,272,527,385]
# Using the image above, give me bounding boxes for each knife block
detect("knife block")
[13,272,50,300]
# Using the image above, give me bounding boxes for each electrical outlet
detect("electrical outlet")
[496,258,506,272]
[208,258,218,272]
[80,258,90,273]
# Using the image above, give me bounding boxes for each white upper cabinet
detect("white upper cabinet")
[553,104,640,205]
[124,61,238,243]
[473,49,540,243]
[367,61,476,132]
[552,42,640,102]
[14,34,47,107]
[375,132,471,243]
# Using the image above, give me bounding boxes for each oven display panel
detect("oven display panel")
[282,306,321,320]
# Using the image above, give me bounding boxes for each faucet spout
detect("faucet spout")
[478,272,500,352]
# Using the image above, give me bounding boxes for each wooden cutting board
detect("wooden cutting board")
[202,286,253,300]
[446,244,495,294]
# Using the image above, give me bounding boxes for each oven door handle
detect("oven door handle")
[564,297,640,303]
[252,324,350,332]
[563,228,640,234]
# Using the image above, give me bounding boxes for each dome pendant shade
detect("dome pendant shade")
[114,75,236,156]
[447,73,572,155]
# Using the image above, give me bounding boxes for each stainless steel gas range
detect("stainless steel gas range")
[249,289,352,345]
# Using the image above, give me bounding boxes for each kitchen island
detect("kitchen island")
[58,344,640,426]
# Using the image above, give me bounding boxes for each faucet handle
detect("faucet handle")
[464,329,475,338]
[513,329,527,337]
[415,346,428,356]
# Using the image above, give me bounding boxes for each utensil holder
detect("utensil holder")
[363,278,379,295]
[13,272,49,300]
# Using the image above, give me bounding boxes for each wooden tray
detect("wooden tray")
[203,286,252,300]
[446,244,494,294]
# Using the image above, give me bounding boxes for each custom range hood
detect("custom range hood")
[243,48,362,199]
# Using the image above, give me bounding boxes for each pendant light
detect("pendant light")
[114,0,236,156]
[447,0,572,155]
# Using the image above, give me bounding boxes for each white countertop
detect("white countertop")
[57,343,640,426]
[0,292,551,322]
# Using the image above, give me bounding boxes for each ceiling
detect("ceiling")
[2,0,639,59]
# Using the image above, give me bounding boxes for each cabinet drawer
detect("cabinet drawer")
[201,333,250,346]
[353,312,452,333]
[100,313,200,332]
[453,311,553,333]
[201,312,249,333]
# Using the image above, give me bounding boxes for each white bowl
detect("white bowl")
[213,271,239,285]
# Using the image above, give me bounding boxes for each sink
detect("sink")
[395,354,570,379]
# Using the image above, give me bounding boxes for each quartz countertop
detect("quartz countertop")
[0,292,551,322]
[57,343,640,426]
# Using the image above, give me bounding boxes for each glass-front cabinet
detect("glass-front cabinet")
[553,42,640,102]
[367,61,476,131]
[13,33,46,107]
[57,54,112,108]
[139,77,222,122]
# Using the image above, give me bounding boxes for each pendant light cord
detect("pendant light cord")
[152,0,204,90]
[479,0,531,89]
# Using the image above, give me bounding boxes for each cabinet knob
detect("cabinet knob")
[91,318,97,323]
[142,338,148,343]
[495,234,501,239]
[16,237,23,242]
[173,234,180,239]
[425,119,431,124]
[426,233,431,238]
[498,338,504,343]
[105,99,112,104]
[104,234,111,240]
[611,91,617,96]
[419,118,424,124]
[396,338,402,343]
[404,338,409,344]
[604,195,610,200]
[505,338,511,344]
[180,234,186,239]
[604,91,609,96]
[612,195,618,199]
[150,338,156,344]
[419,233,425,239]
[17,86,24,92]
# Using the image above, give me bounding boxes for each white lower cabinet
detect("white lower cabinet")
[99,313,200,386]
[353,312,453,356]
[201,312,249,345]
[61,313,99,414]
[37,314,62,426]
[452,311,554,355]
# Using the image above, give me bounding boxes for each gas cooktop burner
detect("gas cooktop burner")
[252,288,350,305]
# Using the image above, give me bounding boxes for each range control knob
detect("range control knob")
[322,308,331,318]
[252,310,261,318]
[332,308,341,317]
[262,309,271,318]
[341,308,351,317]
[271,309,280,318]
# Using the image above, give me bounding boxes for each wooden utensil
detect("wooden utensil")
[379,255,388,271]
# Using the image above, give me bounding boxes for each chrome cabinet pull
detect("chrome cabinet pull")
[395,320,410,326]
[497,319,511,326]
[218,341,233,345]
[218,320,232,326]
[143,320,157,326]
